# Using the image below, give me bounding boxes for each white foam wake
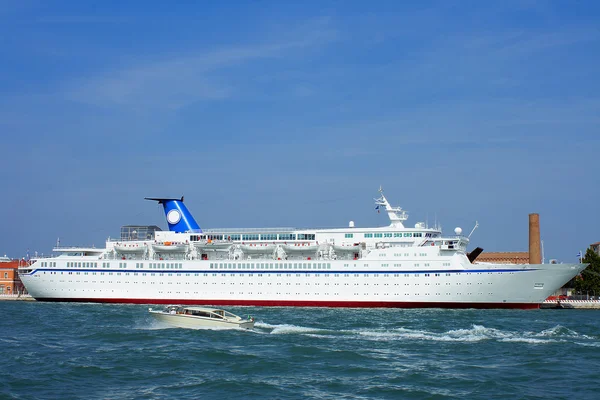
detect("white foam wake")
[252,322,599,346]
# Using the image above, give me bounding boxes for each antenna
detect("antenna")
[468,221,479,239]
[541,240,545,264]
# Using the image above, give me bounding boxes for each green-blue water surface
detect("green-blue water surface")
[2,302,599,399]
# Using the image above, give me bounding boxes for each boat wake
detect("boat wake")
[252,322,599,345]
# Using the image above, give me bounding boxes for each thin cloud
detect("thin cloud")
[65,18,338,110]
[36,15,131,24]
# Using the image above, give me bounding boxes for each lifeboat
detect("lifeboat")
[332,244,361,252]
[240,244,276,253]
[152,242,188,253]
[114,243,146,253]
[194,241,232,252]
[281,243,319,253]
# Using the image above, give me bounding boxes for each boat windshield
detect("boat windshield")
[186,309,224,319]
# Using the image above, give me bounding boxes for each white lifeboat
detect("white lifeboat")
[332,244,361,252]
[194,241,232,252]
[281,243,319,253]
[114,243,146,253]
[152,242,188,253]
[240,244,276,253]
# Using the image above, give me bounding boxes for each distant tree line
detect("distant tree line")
[566,248,600,297]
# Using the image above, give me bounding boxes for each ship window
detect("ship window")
[394,233,402,237]
[345,234,354,239]
[364,233,373,238]
[384,233,392,238]
[374,233,383,238]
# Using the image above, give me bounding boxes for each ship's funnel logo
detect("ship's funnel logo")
[145,196,202,233]
[167,209,181,225]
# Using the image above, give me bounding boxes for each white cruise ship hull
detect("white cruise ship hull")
[19,191,588,309]
[19,260,585,309]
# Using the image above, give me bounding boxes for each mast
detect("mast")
[374,187,408,228]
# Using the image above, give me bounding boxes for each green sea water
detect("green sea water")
[2,302,599,399]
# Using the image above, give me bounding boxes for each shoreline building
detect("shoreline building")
[0,257,27,295]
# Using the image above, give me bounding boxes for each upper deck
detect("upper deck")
[49,189,470,262]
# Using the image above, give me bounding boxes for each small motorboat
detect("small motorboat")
[148,305,255,329]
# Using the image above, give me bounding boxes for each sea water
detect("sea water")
[1,302,599,399]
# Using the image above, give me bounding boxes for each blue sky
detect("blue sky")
[1,0,598,262]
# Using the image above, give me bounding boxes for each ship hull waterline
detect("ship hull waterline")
[31,297,541,309]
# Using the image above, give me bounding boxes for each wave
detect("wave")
[250,321,600,346]
[255,321,335,335]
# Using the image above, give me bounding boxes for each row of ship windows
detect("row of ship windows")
[40,262,57,267]
[361,233,424,238]
[190,233,431,241]
[190,234,316,241]
[210,262,332,270]
[60,262,453,270]
[46,286,495,297]
[43,272,507,278]
[66,262,184,269]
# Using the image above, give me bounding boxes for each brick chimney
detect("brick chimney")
[529,213,541,264]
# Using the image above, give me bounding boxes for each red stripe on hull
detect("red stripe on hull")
[34,297,541,309]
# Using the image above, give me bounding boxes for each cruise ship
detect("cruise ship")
[18,189,587,309]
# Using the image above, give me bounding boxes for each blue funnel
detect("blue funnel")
[145,197,202,233]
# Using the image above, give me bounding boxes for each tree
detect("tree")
[572,248,600,297]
